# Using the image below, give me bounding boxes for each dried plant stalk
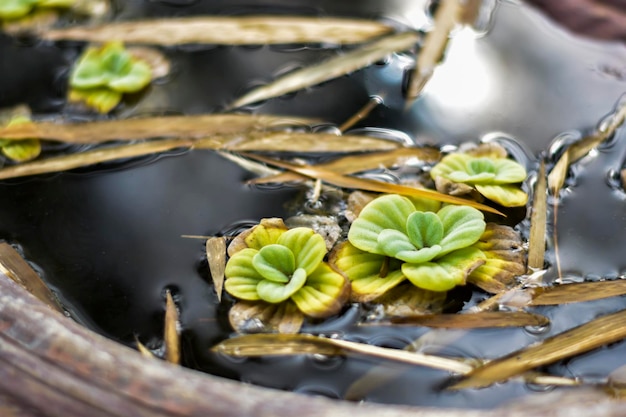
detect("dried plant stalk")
[406,0,461,100]
[206,237,226,302]
[375,312,549,328]
[531,281,626,306]
[228,32,419,109]
[42,16,393,46]
[0,114,315,144]
[451,309,626,390]
[251,147,440,184]
[527,161,547,270]
[164,291,181,365]
[243,152,504,215]
[0,243,63,313]
[135,337,156,359]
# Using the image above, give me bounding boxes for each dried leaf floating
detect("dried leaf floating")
[212,333,473,375]
[0,242,63,313]
[451,309,626,390]
[373,312,549,328]
[242,153,504,215]
[0,114,316,144]
[206,237,226,302]
[530,280,626,306]
[164,290,181,365]
[251,147,440,184]
[527,161,547,271]
[228,301,304,334]
[42,16,393,46]
[228,32,419,109]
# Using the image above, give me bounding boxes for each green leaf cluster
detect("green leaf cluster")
[225,221,348,318]
[0,117,41,162]
[0,0,74,20]
[333,194,487,298]
[430,153,528,206]
[69,42,152,113]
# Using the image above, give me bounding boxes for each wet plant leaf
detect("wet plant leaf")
[530,280,626,306]
[164,290,180,364]
[527,161,547,270]
[228,32,419,109]
[0,242,63,313]
[250,147,441,184]
[467,223,525,294]
[67,87,123,113]
[206,237,226,302]
[450,309,626,390]
[0,114,316,143]
[371,311,549,328]
[212,333,474,374]
[228,300,304,334]
[43,16,394,45]
[242,153,504,215]
[1,139,41,162]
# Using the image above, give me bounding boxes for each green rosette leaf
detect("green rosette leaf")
[108,61,152,93]
[257,267,307,303]
[0,0,38,20]
[69,88,123,114]
[402,247,486,291]
[348,194,415,255]
[378,229,440,264]
[39,0,75,7]
[475,184,529,207]
[406,211,443,248]
[490,158,527,184]
[224,248,263,301]
[2,139,41,162]
[70,48,112,90]
[277,227,326,275]
[291,263,348,318]
[252,244,293,283]
[437,205,486,256]
[243,220,286,250]
[330,241,405,302]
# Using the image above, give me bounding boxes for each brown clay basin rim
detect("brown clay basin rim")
[0,273,625,417]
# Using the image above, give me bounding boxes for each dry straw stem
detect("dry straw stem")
[228,32,419,110]
[0,242,63,313]
[243,152,504,215]
[527,161,547,271]
[164,291,181,365]
[530,280,626,306]
[451,309,626,390]
[406,0,461,101]
[42,16,393,45]
[250,147,440,184]
[374,311,549,328]
[0,114,316,144]
[206,237,226,302]
[134,337,156,359]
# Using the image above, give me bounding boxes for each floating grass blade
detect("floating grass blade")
[42,16,393,46]
[250,147,440,184]
[339,96,383,132]
[406,0,460,101]
[212,333,473,374]
[0,242,63,313]
[242,152,504,215]
[371,312,549,328]
[164,290,181,365]
[135,337,156,359]
[530,281,626,306]
[450,309,626,390]
[206,237,226,302]
[0,139,192,180]
[0,114,316,144]
[228,32,419,109]
[527,161,547,271]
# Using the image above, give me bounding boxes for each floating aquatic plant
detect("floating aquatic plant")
[69,41,152,113]
[430,151,528,207]
[0,0,74,21]
[332,194,487,298]
[0,117,41,162]
[224,218,349,332]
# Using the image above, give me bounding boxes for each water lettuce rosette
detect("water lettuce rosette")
[0,0,74,20]
[430,152,528,207]
[0,116,41,162]
[224,218,349,320]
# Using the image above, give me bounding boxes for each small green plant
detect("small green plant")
[0,0,74,20]
[0,117,41,162]
[332,194,487,299]
[69,41,152,113]
[430,152,528,207]
[224,219,349,319]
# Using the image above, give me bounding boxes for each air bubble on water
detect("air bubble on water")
[525,381,556,393]
[524,322,551,336]
[481,132,535,168]
[346,127,414,147]
[547,131,583,162]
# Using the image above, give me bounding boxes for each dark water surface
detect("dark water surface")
[1,0,626,410]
